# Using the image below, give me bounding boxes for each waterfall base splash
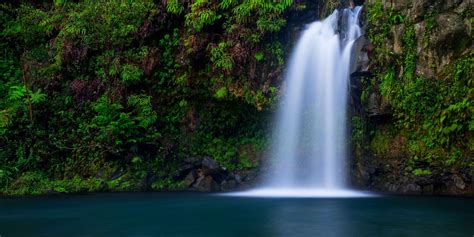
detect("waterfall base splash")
[224,188,372,198]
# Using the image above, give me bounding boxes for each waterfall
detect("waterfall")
[228,7,370,197]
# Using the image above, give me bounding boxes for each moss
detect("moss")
[366,0,472,173]
[201,136,264,171]
[423,10,438,48]
[151,179,185,191]
[1,172,106,196]
[370,130,392,157]
[413,168,432,176]
[351,116,365,149]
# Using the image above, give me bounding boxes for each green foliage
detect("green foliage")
[151,178,185,190]
[210,42,233,71]
[202,137,263,170]
[166,0,184,15]
[366,0,473,171]
[423,10,438,47]
[2,171,106,195]
[0,0,303,195]
[83,94,159,154]
[268,42,285,66]
[54,0,155,49]
[185,1,221,32]
[232,0,292,31]
[215,87,228,99]
[351,116,365,149]
[402,25,416,80]
[178,0,297,108]
[379,68,395,98]
[121,64,143,83]
[370,129,391,156]
[157,29,181,83]
[413,168,431,176]
[366,2,403,65]
[255,52,265,61]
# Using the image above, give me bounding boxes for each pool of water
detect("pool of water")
[0,192,472,236]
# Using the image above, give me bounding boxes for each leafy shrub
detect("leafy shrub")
[121,64,143,83]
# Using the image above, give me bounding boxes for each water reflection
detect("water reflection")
[0,194,473,237]
[270,199,355,237]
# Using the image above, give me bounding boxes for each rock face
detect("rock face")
[172,156,259,192]
[349,0,473,196]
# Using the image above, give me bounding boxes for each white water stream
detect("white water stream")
[230,7,370,197]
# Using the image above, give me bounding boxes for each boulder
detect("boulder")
[401,183,422,194]
[431,12,467,52]
[453,175,466,190]
[387,183,399,192]
[415,175,433,186]
[201,157,220,175]
[391,24,405,54]
[174,163,195,179]
[421,184,434,194]
[234,174,242,184]
[183,156,201,166]
[408,0,432,22]
[194,175,219,192]
[183,170,197,187]
[220,180,237,191]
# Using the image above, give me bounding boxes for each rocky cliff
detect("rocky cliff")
[351,0,473,195]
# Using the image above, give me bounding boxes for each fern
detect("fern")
[30,89,47,104]
[219,0,237,9]
[121,64,143,83]
[166,0,184,14]
[210,42,233,71]
[0,109,12,128]
[8,85,26,101]
[127,95,157,128]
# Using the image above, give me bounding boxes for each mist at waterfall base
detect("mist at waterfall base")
[230,7,370,198]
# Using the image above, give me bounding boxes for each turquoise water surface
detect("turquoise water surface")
[0,193,473,236]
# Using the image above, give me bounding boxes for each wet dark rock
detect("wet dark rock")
[96,170,105,178]
[453,175,466,190]
[234,174,242,184]
[194,175,219,192]
[44,189,61,195]
[350,71,373,78]
[173,156,259,192]
[353,0,365,6]
[391,24,405,54]
[387,183,399,193]
[402,183,422,194]
[421,184,434,194]
[174,163,195,179]
[351,0,472,196]
[183,170,197,187]
[201,157,220,175]
[109,170,123,180]
[238,170,259,182]
[184,156,201,166]
[367,93,380,116]
[430,12,467,52]
[409,0,432,22]
[415,175,434,186]
[220,180,238,191]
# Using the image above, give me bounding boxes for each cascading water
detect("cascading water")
[229,7,370,197]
